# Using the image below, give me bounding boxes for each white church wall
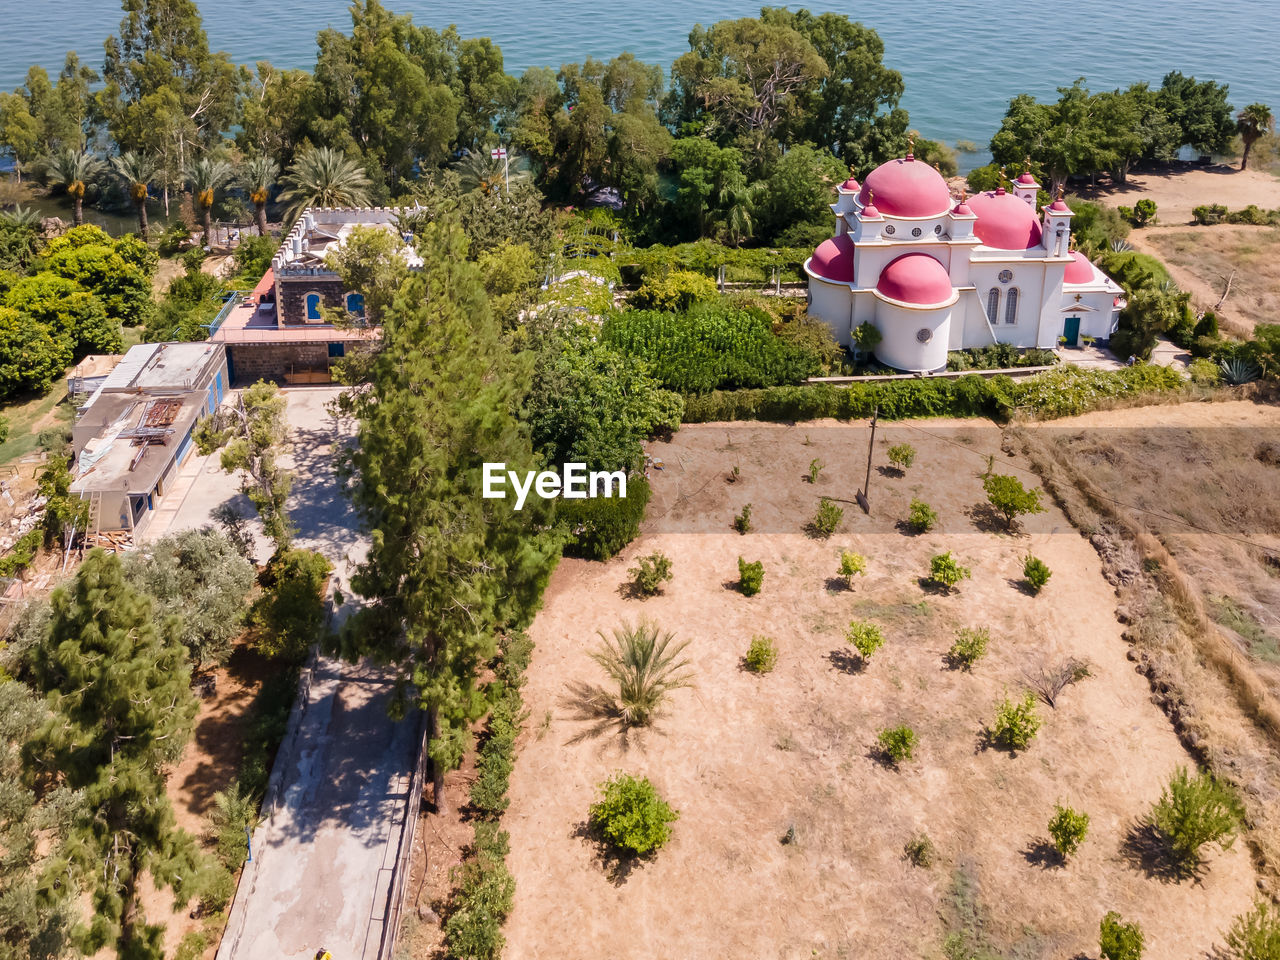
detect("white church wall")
[955,289,998,349]
[807,277,853,347]
[874,300,953,372]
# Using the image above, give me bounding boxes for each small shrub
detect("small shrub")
[982,473,1046,530]
[174,931,208,960]
[838,550,866,586]
[906,498,937,533]
[928,551,971,592]
[904,833,935,867]
[208,783,256,868]
[1023,554,1052,593]
[810,497,843,538]
[1100,911,1145,960]
[562,475,651,560]
[1224,900,1280,960]
[628,551,673,596]
[733,502,752,534]
[1187,357,1222,385]
[738,557,764,595]
[887,443,916,472]
[627,269,717,312]
[1150,766,1242,871]
[946,627,989,670]
[1048,803,1090,859]
[744,635,778,673]
[877,725,917,766]
[990,692,1041,752]
[846,619,885,661]
[807,457,824,483]
[588,773,679,857]
[443,829,514,960]
[726,464,740,483]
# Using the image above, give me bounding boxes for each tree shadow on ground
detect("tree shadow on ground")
[1021,839,1065,870]
[1005,576,1038,597]
[916,576,955,596]
[558,680,657,751]
[1119,819,1204,885]
[571,819,649,886]
[966,501,1012,534]
[826,648,865,675]
[824,576,850,593]
[895,520,929,537]
[876,464,905,479]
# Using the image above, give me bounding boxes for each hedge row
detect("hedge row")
[444,633,534,960]
[1191,203,1280,226]
[616,240,812,285]
[680,365,1187,424]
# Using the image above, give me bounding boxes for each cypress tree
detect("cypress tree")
[24,549,200,960]
[341,218,561,813]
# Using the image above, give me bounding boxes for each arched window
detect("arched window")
[1004,287,1020,324]
[986,288,1000,322]
[345,292,366,318]
[304,292,323,322]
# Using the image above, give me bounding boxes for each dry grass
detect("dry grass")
[1129,225,1280,337]
[500,418,1261,959]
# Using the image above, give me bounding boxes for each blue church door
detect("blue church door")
[1063,316,1081,347]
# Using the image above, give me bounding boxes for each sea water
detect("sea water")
[1,0,1277,156]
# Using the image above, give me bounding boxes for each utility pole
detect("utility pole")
[856,404,878,514]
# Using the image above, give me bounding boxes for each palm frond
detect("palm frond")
[277,146,373,225]
[590,620,692,726]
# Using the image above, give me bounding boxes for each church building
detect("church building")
[804,150,1124,372]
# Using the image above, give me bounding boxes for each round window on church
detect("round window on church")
[916,327,932,344]
[934,224,943,235]
[884,224,896,235]
[911,227,923,238]
[998,269,1014,284]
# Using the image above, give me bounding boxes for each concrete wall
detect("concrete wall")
[229,343,331,384]
[873,298,955,373]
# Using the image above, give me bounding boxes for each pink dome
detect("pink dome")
[952,198,975,217]
[1064,250,1095,285]
[857,157,952,218]
[1015,171,1037,186]
[1048,195,1072,213]
[966,189,1044,250]
[840,176,860,192]
[875,253,953,305]
[809,233,855,283]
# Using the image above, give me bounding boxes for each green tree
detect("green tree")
[1100,912,1144,960]
[42,225,158,328]
[112,151,160,238]
[277,146,372,225]
[589,773,679,857]
[185,155,234,246]
[591,620,692,726]
[1158,71,1235,155]
[982,473,1046,530]
[5,273,120,356]
[23,550,200,959]
[122,528,256,667]
[1224,901,1280,960]
[1150,766,1242,873]
[339,219,562,813]
[249,548,332,661]
[198,380,293,553]
[42,148,105,227]
[1047,803,1090,859]
[0,306,71,400]
[238,154,280,236]
[455,36,518,149]
[235,62,319,167]
[1236,103,1274,170]
[98,0,240,211]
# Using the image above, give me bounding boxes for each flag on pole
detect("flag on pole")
[490,147,508,159]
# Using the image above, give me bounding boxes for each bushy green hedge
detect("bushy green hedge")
[616,241,812,285]
[602,303,820,393]
[681,366,1186,424]
[1192,203,1280,226]
[0,528,41,578]
[560,475,651,560]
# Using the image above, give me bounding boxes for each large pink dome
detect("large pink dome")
[1064,250,1095,285]
[857,157,952,219]
[967,189,1043,250]
[875,253,953,305]
[809,233,855,283]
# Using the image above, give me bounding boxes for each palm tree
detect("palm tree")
[42,148,106,227]
[238,155,280,236]
[0,204,41,228]
[1237,103,1275,170]
[111,152,160,239]
[590,620,693,727]
[277,146,372,225]
[185,156,235,248]
[451,149,529,196]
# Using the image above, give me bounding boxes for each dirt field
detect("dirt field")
[1126,225,1280,337]
[501,417,1262,960]
[1077,164,1280,223]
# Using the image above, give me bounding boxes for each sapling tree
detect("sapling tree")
[887,443,916,473]
[982,474,1047,531]
[906,498,937,533]
[846,619,884,662]
[989,691,1041,752]
[946,627,990,670]
[810,497,843,538]
[23,550,201,958]
[745,635,778,673]
[589,774,679,857]
[628,552,673,596]
[877,726,917,766]
[838,550,866,587]
[1100,911,1144,960]
[1150,766,1242,873]
[738,557,764,595]
[1048,803,1090,859]
[1023,554,1052,593]
[1224,900,1280,960]
[733,502,752,534]
[592,621,692,726]
[928,551,972,592]
[807,458,824,483]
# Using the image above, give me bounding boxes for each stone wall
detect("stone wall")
[278,277,346,326]
[228,343,331,384]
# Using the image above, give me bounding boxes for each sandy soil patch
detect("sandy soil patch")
[502,418,1261,960]
[1126,225,1280,336]
[1076,164,1280,223]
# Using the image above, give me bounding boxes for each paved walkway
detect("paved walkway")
[143,385,420,960]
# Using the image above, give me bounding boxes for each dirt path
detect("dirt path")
[1076,165,1280,223]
